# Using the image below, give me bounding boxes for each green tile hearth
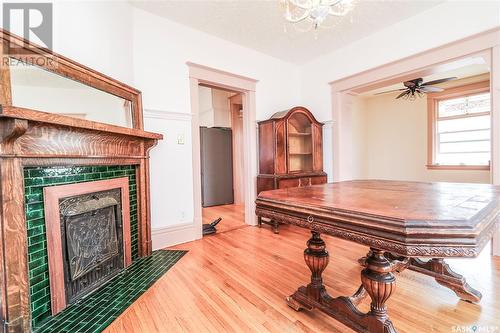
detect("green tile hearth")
[23,165,139,327]
[34,250,187,333]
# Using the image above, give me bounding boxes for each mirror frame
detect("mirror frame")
[0,28,144,130]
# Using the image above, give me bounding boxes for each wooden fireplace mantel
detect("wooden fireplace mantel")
[0,28,162,331]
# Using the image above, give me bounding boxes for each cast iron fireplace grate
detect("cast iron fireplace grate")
[60,189,125,305]
[34,250,187,333]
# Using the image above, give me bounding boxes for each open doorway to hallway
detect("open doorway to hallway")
[198,85,246,235]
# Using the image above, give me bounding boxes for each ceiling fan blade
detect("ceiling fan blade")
[396,91,409,99]
[421,77,457,86]
[419,86,444,93]
[373,88,407,95]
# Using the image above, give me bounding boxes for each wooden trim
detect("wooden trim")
[43,177,132,316]
[427,96,437,168]
[437,111,490,121]
[426,164,490,170]
[21,158,142,167]
[189,77,203,240]
[187,62,258,92]
[230,95,244,204]
[0,158,30,330]
[0,28,144,130]
[242,90,258,226]
[0,106,162,139]
[490,45,500,255]
[427,81,490,169]
[0,40,12,105]
[328,27,499,91]
[188,64,259,238]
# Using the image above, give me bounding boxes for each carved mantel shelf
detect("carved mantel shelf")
[0,106,162,159]
[1,106,162,140]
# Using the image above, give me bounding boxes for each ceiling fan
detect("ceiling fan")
[375,77,457,100]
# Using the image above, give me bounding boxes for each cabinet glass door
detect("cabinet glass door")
[287,112,313,173]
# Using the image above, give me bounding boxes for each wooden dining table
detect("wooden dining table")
[255,180,500,333]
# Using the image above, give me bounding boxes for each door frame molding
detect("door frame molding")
[188,62,258,239]
[329,27,500,255]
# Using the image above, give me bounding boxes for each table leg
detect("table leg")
[348,285,368,306]
[286,231,328,310]
[361,249,397,333]
[359,253,482,303]
[272,220,280,234]
[256,216,280,233]
[286,233,398,333]
[409,258,482,303]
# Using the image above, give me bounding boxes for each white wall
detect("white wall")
[132,7,301,248]
[144,111,196,247]
[51,1,135,85]
[351,94,490,183]
[133,8,300,119]
[1,0,134,83]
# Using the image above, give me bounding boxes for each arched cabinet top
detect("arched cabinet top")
[260,106,323,126]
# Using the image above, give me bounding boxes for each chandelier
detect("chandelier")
[281,0,355,30]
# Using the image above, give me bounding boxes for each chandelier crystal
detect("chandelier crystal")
[281,0,355,30]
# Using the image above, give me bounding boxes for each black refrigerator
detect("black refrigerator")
[200,127,234,207]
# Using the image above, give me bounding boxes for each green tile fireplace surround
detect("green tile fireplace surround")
[23,165,139,328]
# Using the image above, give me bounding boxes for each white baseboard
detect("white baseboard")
[151,222,200,250]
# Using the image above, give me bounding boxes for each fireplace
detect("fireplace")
[0,28,162,331]
[60,188,124,304]
[44,178,132,315]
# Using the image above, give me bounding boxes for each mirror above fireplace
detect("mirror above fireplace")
[9,59,134,128]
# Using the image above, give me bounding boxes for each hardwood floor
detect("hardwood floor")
[202,204,246,234]
[105,223,500,333]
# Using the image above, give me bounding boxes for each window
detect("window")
[428,81,491,170]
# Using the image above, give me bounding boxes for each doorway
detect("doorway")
[349,59,491,184]
[198,86,246,234]
[187,62,258,240]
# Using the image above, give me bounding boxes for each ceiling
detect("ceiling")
[130,0,444,64]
